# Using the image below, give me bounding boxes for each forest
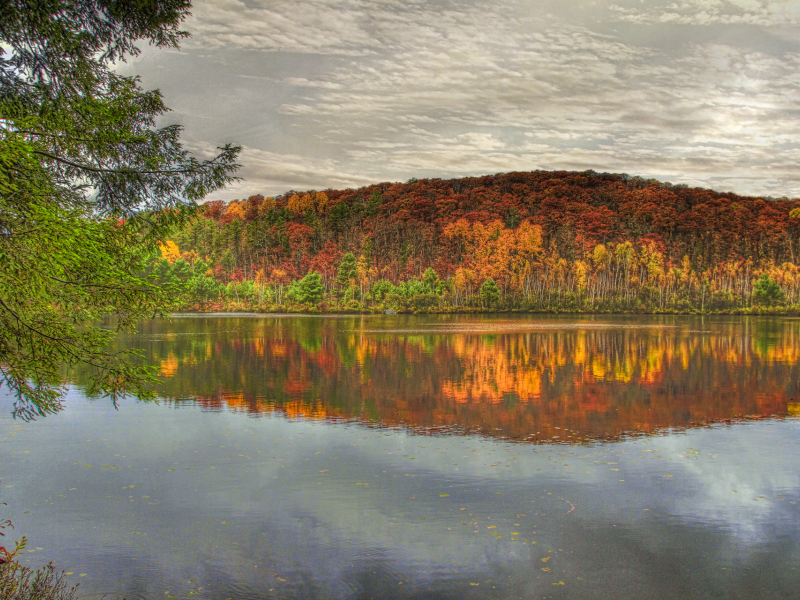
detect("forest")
[154,169,800,313]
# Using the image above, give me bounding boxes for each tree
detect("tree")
[285,279,304,305]
[336,252,358,299]
[189,274,220,304]
[479,278,501,308]
[329,202,350,232]
[221,250,236,276]
[0,0,241,419]
[299,272,325,305]
[423,267,438,293]
[753,274,784,306]
[505,207,521,229]
[171,259,193,290]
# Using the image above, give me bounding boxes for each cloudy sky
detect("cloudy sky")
[122,0,800,200]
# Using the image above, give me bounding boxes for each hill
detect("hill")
[158,169,800,312]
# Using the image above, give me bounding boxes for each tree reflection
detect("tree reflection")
[87,317,800,443]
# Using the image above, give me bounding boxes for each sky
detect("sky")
[121,0,800,201]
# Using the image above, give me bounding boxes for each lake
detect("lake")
[2,314,799,599]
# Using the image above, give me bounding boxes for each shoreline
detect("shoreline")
[171,306,800,317]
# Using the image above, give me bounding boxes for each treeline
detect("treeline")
[153,170,800,312]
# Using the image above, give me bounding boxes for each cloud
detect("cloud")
[185,0,410,55]
[608,0,800,26]
[190,143,379,198]
[126,0,800,199]
[284,77,343,89]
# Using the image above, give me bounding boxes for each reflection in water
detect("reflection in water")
[5,315,799,600]
[125,315,800,442]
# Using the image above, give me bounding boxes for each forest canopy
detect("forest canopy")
[157,170,800,313]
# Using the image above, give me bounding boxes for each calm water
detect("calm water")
[2,314,800,599]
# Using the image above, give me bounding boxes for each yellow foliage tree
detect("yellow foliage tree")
[258,197,276,216]
[224,201,245,221]
[158,240,181,264]
[287,192,329,218]
[592,244,609,270]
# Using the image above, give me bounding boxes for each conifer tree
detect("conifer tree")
[0,0,241,418]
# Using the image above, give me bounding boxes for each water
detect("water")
[2,314,800,599]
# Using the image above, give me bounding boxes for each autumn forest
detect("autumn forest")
[155,170,800,313]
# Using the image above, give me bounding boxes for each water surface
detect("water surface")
[2,314,799,599]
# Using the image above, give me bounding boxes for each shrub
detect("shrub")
[0,561,77,600]
[409,293,439,310]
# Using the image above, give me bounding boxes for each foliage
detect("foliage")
[753,274,784,306]
[226,280,254,302]
[299,272,325,305]
[158,169,800,314]
[479,278,501,307]
[336,252,358,300]
[505,207,521,229]
[0,562,77,600]
[336,253,358,287]
[190,275,220,303]
[285,279,304,305]
[0,0,240,417]
[422,267,438,292]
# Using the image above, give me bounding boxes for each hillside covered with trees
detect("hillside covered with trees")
[154,170,800,313]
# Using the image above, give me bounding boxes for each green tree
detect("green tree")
[479,278,501,308]
[225,280,254,303]
[153,259,176,289]
[371,279,395,303]
[505,207,521,229]
[193,258,210,277]
[328,202,350,233]
[0,0,241,418]
[423,267,439,293]
[336,252,358,299]
[365,190,382,217]
[753,274,784,306]
[221,249,236,275]
[171,259,193,291]
[190,275,220,304]
[299,272,325,305]
[285,279,304,305]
